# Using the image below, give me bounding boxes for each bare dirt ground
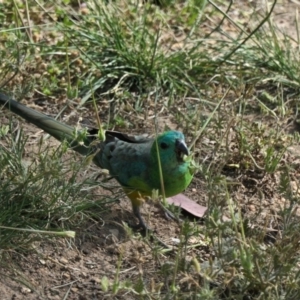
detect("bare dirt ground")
[1,1,300,299]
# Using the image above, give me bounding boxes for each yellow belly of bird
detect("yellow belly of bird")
[124,189,149,207]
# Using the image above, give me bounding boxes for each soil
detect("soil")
[1,1,300,299]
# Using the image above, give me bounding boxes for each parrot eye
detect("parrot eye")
[160,142,169,149]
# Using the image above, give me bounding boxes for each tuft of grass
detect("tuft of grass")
[0,121,111,252]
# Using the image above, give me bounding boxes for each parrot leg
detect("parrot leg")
[159,204,181,222]
[132,205,150,232]
[132,205,172,249]
[124,190,151,232]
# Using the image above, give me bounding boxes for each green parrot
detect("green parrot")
[0,92,193,230]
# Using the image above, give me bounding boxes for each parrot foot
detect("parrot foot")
[129,222,151,233]
[127,221,170,248]
[158,202,182,223]
[130,206,171,249]
[131,206,151,234]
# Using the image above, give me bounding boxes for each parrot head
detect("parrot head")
[152,131,189,165]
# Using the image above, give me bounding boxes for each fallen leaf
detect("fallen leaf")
[167,194,231,222]
[167,194,208,218]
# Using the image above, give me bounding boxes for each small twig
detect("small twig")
[51,280,78,290]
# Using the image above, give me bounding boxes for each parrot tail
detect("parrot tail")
[0,92,94,157]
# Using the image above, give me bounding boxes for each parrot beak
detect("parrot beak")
[175,139,189,160]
